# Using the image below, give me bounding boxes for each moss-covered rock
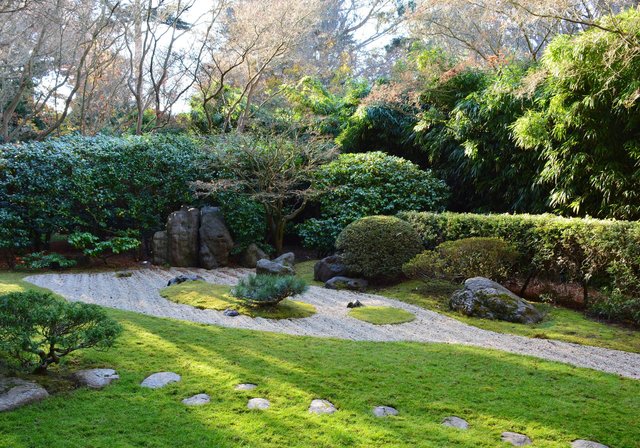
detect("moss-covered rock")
[450,277,544,324]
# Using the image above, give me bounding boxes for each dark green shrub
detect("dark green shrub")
[232,274,308,307]
[216,191,271,255]
[399,211,640,307]
[0,134,211,251]
[68,232,140,265]
[298,152,448,253]
[335,216,423,282]
[403,237,519,283]
[0,291,122,373]
[589,290,640,326]
[18,252,77,270]
[0,210,30,268]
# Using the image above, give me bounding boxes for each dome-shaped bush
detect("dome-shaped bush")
[335,216,423,282]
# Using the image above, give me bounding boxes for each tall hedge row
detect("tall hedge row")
[399,211,640,324]
[0,134,211,253]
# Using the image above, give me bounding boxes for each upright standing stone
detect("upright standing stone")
[199,207,233,269]
[167,207,200,267]
[152,231,169,265]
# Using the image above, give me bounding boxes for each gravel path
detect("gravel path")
[25,267,640,380]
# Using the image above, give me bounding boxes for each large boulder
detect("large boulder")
[199,207,233,269]
[450,277,544,324]
[273,252,295,268]
[0,377,49,412]
[73,369,119,389]
[325,276,368,292]
[256,259,295,276]
[152,230,169,265]
[314,255,349,282]
[167,207,200,267]
[239,243,268,268]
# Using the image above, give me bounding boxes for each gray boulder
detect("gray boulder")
[571,441,609,448]
[450,277,544,324]
[140,372,181,389]
[442,416,469,430]
[182,393,210,406]
[167,207,200,267]
[199,207,233,269]
[152,230,169,265]
[247,398,270,410]
[167,274,204,287]
[273,252,295,268]
[73,369,119,389]
[325,276,368,292]
[314,255,349,282]
[372,406,398,417]
[256,259,295,276]
[308,399,337,415]
[501,432,532,446]
[0,377,48,412]
[240,243,268,268]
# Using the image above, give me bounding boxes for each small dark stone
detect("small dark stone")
[325,276,368,292]
[223,309,240,317]
[347,300,364,309]
[167,274,205,287]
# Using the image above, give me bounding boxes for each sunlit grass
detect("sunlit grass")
[159,280,316,319]
[0,270,638,447]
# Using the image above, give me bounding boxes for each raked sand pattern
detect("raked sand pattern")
[25,267,640,380]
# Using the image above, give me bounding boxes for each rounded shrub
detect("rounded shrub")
[297,151,448,253]
[335,216,423,282]
[403,237,519,283]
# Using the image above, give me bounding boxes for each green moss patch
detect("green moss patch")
[159,280,315,320]
[349,306,416,325]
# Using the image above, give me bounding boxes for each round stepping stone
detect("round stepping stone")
[572,441,609,448]
[247,398,270,410]
[501,432,532,446]
[372,405,398,417]
[308,399,337,415]
[235,383,257,391]
[182,393,210,406]
[442,416,469,430]
[0,377,49,412]
[140,372,181,389]
[73,369,119,389]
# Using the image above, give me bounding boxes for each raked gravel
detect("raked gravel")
[25,267,640,380]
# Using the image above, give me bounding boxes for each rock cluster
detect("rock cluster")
[314,255,368,292]
[450,277,544,324]
[256,252,296,276]
[153,206,233,269]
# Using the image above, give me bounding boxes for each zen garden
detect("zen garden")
[2,1,640,448]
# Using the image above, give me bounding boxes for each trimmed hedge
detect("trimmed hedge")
[399,211,640,324]
[336,215,423,282]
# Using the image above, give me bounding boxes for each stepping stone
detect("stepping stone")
[235,383,257,391]
[0,377,49,412]
[501,432,532,446]
[308,399,337,415]
[224,309,240,317]
[140,372,181,389]
[73,369,119,389]
[247,398,270,410]
[571,441,609,448]
[442,416,469,430]
[372,405,398,417]
[182,393,210,406]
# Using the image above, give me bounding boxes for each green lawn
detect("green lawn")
[349,306,416,325]
[296,260,640,354]
[1,270,639,447]
[159,281,316,319]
